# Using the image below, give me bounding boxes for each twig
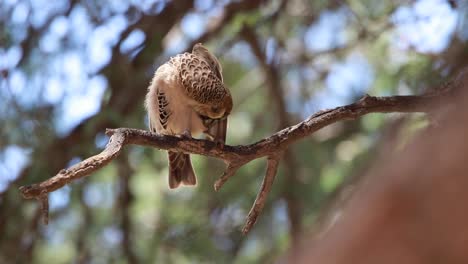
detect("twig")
[19,92,448,233]
[242,24,304,241]
[242,153,281,234]
[214,163,243,191]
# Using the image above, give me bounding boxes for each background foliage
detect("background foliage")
[1,0,467,263]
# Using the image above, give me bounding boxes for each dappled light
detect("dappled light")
[1,0,467,263]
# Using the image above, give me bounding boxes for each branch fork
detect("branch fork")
[19,91,450,234]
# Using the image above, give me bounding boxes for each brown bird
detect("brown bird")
[145,43,233,188]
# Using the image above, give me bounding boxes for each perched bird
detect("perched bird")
[145,43,233,188]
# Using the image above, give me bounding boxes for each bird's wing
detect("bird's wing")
[169,53,228,105]
[147,88,171,133]
[156,89,171,130]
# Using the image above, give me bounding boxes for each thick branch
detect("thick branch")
[18,93,447,233]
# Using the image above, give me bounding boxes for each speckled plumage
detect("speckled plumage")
[145,43,232,188]
[169,53,229,105]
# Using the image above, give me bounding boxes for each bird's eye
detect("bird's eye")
[211,106,220,113]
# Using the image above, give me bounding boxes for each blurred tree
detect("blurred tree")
[0,0,467,263]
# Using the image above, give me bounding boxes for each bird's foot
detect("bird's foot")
[214,139,225,149]
[203,131,224,148]
[181,129,192,139]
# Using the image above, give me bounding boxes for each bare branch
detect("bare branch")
[242,153,281,234]
[19,132,126,199]
[242,24,304,242]
[18,92,450,233]
[214,163,244,191]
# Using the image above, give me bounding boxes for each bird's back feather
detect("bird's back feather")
[169,53,229,105]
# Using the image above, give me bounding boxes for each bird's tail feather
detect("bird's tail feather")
[168,151,197,189]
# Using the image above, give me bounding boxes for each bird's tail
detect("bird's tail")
[168,151,197,189]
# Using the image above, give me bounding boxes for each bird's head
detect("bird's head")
[211,92,233,119]
[196,91,233,120]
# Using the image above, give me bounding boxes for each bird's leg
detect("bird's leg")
[204,130,215,141]
[178,107,194,139]
[204,129,224,148]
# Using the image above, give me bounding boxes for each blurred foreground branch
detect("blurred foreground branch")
[19,91,452,234]
[290,69,468,264]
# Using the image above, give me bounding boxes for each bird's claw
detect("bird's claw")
[204,132,223,147]
[213,138,225,149]
[215,142,224,149]
[181,129,192,139]
[204,131,215,141]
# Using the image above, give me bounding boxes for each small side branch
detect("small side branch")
[18,92,450,233]
[214,163,244,191]
[242,153,282,234]
[19,131,126,198]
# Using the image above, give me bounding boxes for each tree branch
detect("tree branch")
[18,92,448,233]
[242,153,281,234]
[242,24,304,243]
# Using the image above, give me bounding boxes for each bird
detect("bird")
[145,43,233,189]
